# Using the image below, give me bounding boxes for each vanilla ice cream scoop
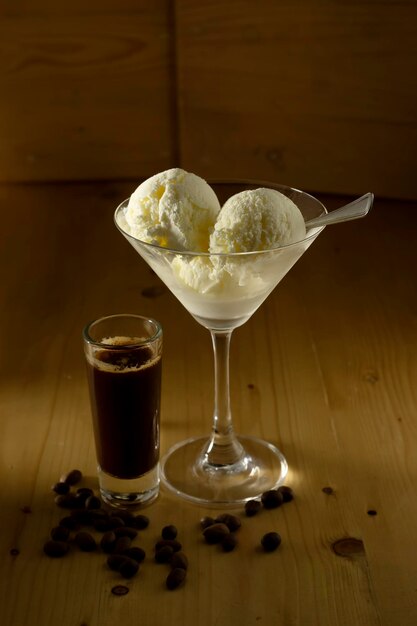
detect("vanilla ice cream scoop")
[124,168,221,251]
[209,188,306,253]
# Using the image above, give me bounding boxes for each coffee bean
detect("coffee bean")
[52,482,70,495]
[278,486,294,503]
[123,547,146,563]
[61,469,83,486]
[70,510,93,525]
[203,523,230,544]
[154,539,182,553]
[100,531,117,553]
[245,499,262,517]
[215,514,241,532]
[166,568,186,590]
[133,514,150,530]
[222,533,238,552]
[261,490,284,510]
[155,545,174,563]
[108,517,125,530]
[55,494,78,509]
[91,509,108,520]
[200,516,215,530]
[76,487,94,497]
[74,488,94,507]
[75,532,97,552]
[119,557,139,579]
[111,510,135,525]
[114,526,138,540]
[94,518,113,532]
[161,525,178,540]
[43,540,69,558]
[50,526,70,542]
[107,554,128,571]
[171,551,188,570]
[113,536,132,554]
[261,532,282,552]
[59,516,78,530]
[111,585,129,596]
[85,495,101,510]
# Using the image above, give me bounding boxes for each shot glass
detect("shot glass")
[83,314,162,508]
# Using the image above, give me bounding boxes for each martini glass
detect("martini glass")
[114,181,326,505]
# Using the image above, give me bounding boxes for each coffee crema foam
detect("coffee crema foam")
[86,336,160,373]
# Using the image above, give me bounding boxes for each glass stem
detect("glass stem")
[204,330,245,467]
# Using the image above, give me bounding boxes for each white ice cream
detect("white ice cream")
[117,172,314,329]
[209,188,306,253]
[124,168,221,252]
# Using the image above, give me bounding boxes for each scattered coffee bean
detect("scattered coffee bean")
[76,487,94,497]
[119,557,139,579]
[111,510,135,525]
[166,568,186,590]
[261,532,282,552]
[107,554,128,572]
[111,585,129,596]
[75,532,97,552]
[114,526,138,540]
[61,469,83,486]
[43,540,69,558]
[261,490,284,510]
[59,516,79,530]
[10,548,20,556]
[221,533,238,552]
[170,551,188,570]
[162,525,178,540]
[155,545,174,563]
[74,489,94,507]
[85,495,101,510]
[100,531,117,553]
[70,510,93,526]
[91,509,108,520]
[245,500,262,517]
[94,518,113,533]
[203,523,230,544]
[108,517,125,530]
[133,514,150,530]
[200,516,215,530]
[155,539,182,553]
[278,486,294,503]
[50,526,70,542]
[123,547,146,563]
[52,482,70,495]
[215,514,241,532]
[54,494,78,509]
[113,536,132,554]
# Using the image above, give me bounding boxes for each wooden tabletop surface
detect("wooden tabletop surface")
[1,181,416,626]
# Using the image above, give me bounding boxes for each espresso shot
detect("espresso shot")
[83,315,162,508]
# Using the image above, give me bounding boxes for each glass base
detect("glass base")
[160,435,288,506]
[98,465,159,509]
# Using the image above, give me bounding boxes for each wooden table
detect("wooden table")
[1,181,416,626]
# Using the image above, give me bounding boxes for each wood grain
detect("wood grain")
[176,0,417,199]
[0,5,175,182]
[0,182,417,625]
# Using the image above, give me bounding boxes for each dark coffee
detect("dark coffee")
[86,340,161,479]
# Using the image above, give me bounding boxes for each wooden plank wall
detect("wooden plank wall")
[0,1,176,182]
[0,0,416,198]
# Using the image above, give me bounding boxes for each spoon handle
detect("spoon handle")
[305,192,374,229]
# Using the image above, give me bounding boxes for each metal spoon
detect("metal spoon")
[305,192,374,229]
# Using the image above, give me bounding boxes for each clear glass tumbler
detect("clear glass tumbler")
[83,314,162,508]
